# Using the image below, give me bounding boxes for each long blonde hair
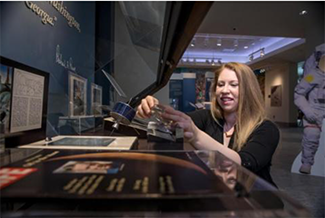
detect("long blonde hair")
[210,62,266,151]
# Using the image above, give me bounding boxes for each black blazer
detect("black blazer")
[187,109,280,187]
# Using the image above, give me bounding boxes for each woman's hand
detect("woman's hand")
[136,95,159,119]
[161,106,200,143]
[137,97,200,144]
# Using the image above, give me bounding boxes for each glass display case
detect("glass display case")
[0,2,311,217]
[1,148,310,217]
[0,1,211,146]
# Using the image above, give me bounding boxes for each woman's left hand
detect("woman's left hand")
[161,106,200,142]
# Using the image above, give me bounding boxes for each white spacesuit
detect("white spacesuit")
[294,43,325,174]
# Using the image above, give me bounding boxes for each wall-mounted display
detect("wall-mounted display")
[0,63,13,133]
[91,83,102,115]
[69,72,87,117]
[10,68,45,133]
[195,73,206,103]
[270,85,282,107]
[0,56,49,146]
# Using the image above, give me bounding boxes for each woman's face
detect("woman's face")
[215,68,239,114]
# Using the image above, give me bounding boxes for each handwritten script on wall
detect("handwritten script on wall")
[56,45,76,72]
[25,1,81,33]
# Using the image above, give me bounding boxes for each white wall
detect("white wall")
[263,62,298,125]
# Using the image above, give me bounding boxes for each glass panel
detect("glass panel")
[194,150,310,215]
[98,2,166,104]
[0,148,311,217]
[0,2,166,141]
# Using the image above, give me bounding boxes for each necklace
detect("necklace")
[224,126,234,138]
[224,131,233,138]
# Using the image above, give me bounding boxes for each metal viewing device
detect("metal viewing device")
[110,102,136,130]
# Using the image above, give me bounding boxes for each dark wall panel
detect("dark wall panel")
[0,2,96,136]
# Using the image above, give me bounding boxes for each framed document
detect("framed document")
[0,56,49,146]
[91,83,102,115]
[69,72,87,117]
[10,68,45,133]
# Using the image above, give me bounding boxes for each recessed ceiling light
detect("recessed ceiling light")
[217,38,222,47]
[299,10,308,15]
[234,39,238,47]
[244,46,248,49]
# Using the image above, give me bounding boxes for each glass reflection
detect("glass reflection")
[212,156,237,189]
[45,2,167,137]
[196,151,259,193]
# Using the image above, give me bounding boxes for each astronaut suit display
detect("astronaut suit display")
[294,43,325,174]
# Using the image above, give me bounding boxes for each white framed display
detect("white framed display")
[91,83,102,115]
[69,72,87,117]
[10,68,45,133]
[19,135,138,150]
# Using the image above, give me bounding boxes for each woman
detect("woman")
[137,62,280,187]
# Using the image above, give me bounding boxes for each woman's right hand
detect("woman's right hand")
[136,95,159,119]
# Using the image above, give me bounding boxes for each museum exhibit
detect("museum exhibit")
[0,1,324,218]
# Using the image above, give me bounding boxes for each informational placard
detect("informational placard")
[10,68,45,133]
[0,150,231,199]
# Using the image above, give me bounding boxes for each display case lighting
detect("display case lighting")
[234,39,239,47]
[248,48,265,61]
[217,38,222,47]
[190,38,196,47]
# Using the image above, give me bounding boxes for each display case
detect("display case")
[0,2,311,217]
[1,148,310,217]
[0,2,211,145]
